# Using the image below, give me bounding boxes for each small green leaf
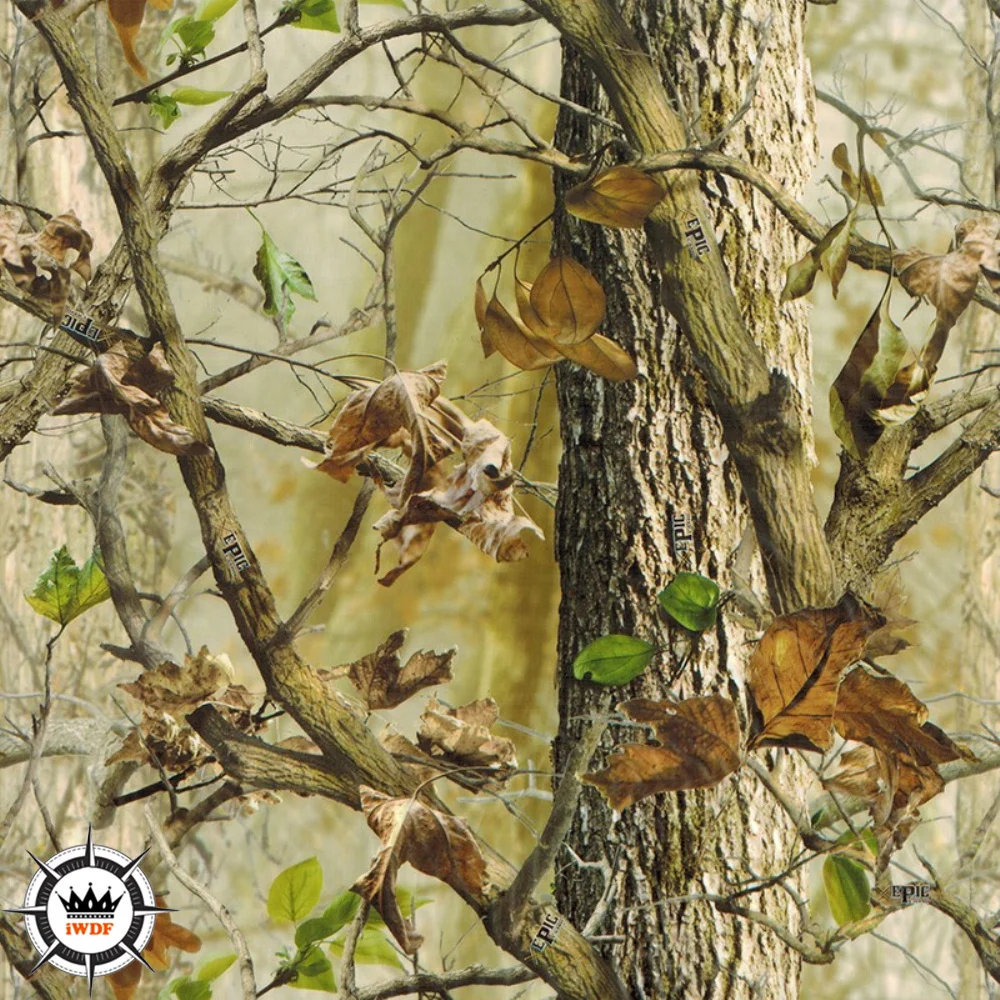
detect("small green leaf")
[146,92,181,130]
[293,0,340,32]
[176,17,216,55]
[320,892,360,934]
[823,854,871,925]
[329,928,403,969]
[195,955,237,982]
[295,915,339,949]
[196,0,239,20]
[657,572,720,632]
[293,949,336,992]
[572,635,656,685]
[250,213,317,327]
[268,858,323,924]
[159,978,188,1000]
[171,87,231,105]
[174,981,212,1000]
[25,547,111,626]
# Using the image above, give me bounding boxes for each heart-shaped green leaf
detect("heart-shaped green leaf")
[657,572,720,632]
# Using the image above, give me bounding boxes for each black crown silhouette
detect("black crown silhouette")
[58,882,122,919]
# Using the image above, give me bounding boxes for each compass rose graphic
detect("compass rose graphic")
[5,827,172,994]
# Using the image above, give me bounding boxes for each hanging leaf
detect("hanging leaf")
[195,0,238,19]
[146,92,181,129]
[171,87,231,105]
[25,546,111,625]
[564,165,665,229]
[572,635,656,685]
[268,858,323,924]
[250,213,317,327]
[583,695,741,810]
[353,787,488,953]
[746,593,885,753]
[657,572,720,632]
[831,143,860,201]
[781,208,857,303]
[291,0,341,32]
[529,256,607,345]
[830,297,928,459]
[108,0,173,79]
[477,281,560,371]
[823,854,871,925]
[194,955,237,982]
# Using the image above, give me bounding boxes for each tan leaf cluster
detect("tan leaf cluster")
[417,697,517,774]
[340,629,455,710]
[372,417,543,585]
[583,695,741,811]
[109,648,258,771]
[52,344,210,456]
[107,0,173,80]
[894,217,1000,378]
[0,208,92,316]
[353,786,489,953]
[109,899,201,1000]
[476,258,637,381]
[564,165,666,229]
[747,593,886,753]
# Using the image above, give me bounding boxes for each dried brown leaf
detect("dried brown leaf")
[583,695,741,810]
[119,647,232,714]
[476,281,560,371]
[344,629,455,710]
[747,593,885,753]
[417,696,517,772]
[529,256,606,345]
[564,165,665,229]
[353,786,488,953]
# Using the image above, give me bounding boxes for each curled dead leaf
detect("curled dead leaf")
[583,695,741,810]
[746,592,885,753]
[476,280,560,372]
[107,0,172,79]
[529,256,606,345]
[52,343,209,456]
[353,786,488,953]
[564,165,665,229]
[417,697,517,773]
[342,629,455,710]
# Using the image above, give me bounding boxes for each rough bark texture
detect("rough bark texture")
[553,2,817,997]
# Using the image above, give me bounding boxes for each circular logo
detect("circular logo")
[5,827,170,992]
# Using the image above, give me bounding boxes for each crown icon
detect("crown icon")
[58,882,122,919]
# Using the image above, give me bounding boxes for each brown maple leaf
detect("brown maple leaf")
[341,629,455,711]
[583,695,742,810]
[52,343,209,456]
[746,592,885,753]
[353,786,488,953]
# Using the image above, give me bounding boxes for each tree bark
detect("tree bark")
[552,2,818,997]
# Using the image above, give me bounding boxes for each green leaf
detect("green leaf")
[572,635,656,685]
[781,209,856,303]
[196,0,239,20]
[171,87,231,105]
[195,955,237,982]
[159,979,188,1000]
[295,915,340,949]
[250,214,317,327]
[293,0,340,32]
[320,892,360,934]
[657,572,721,632]
[834,826,878,858]
[292,949,336,992]
[146,92,181,130]
[823,854,871,925]
[25,547,111,626]
[329,928,403,969]
[268,858,323,924]
[159,15,216,61]
[174,981,212,1000]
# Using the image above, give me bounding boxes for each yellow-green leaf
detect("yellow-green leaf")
[268,858,323,924]
[823,854,871,925]
[171,87,230,105]
[25,546,111,626]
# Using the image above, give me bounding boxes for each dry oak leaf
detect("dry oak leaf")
[108,0,173,80]
[564,164,666,229]
[353,786,489,954]
[894,217,1000,377]
[834,665,971,766]
[109,896,200,1000]
[417,697,517,772]
[118,647,234,714]
[746,592,885,753]
[373,419,543,584]
[583,695,741,810]
[0,208,92,315]
[344,628,456,710]
[52,343,209,456]
[312,362,466,500]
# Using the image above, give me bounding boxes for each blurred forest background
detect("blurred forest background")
[1,0,998,997]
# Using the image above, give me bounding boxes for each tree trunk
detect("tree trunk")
[552,3,817,997]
